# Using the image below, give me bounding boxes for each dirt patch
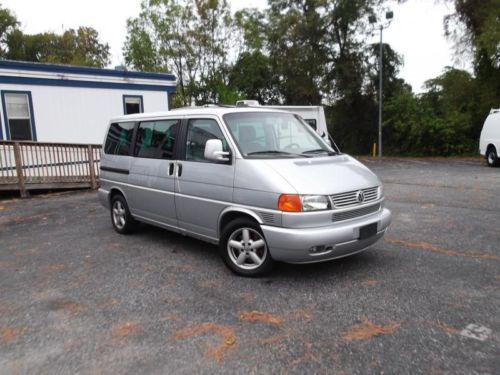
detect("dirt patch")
[112,321,140,339]
[97,298,119,309]
[239,311,283,325]
[173,322,236,363]
[386,239,500,261]
[1,327,27,344]
[199,280,221,289]
[426,321,459,336]
[238,292,256,303]
[175,263,194,271]
[287,309,314,322]
[1,213,53,226]
[257,331,292,345]
[342,319,400,342]
[46,298,84,315]
[362,279,378,287]
[48,263,66,271]
[0,261,15,270]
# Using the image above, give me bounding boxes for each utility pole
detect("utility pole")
[369,11,393,157]
[378,25,383,157]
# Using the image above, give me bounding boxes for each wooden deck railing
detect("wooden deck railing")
[0,141,101,197]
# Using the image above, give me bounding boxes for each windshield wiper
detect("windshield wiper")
[247,150,310,158]
[302,148,337,156]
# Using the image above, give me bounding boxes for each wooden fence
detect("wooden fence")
[0,141,101,197]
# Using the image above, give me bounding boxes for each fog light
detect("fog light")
[309,245,325,254]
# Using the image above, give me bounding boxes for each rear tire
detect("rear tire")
[486,147,499,167]
[220,218,274,277]
[110,194,137,234]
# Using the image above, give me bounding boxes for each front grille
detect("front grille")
[330,186,379,208]
[332,203,381,222]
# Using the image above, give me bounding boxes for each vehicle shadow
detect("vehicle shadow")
[135,223,387,281]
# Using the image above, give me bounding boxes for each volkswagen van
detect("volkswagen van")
[98,107,391,276]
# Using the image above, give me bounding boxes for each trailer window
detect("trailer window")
[3,92,36,141]
[123,95,143,115]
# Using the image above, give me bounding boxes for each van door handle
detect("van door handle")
[177,163,182,177]
[168,162,175,176]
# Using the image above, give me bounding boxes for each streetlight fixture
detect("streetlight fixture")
[369,10,394,157]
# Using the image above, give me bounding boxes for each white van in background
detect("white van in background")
[236,100,330,143]
[479,108,500,167]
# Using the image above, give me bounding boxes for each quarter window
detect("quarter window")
[104,122,135,155]
[185,119,228,162]
[135,120,179,159]
[304,119,317,130]
[4,93,34,141]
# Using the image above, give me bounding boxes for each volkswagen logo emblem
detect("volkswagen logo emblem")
[357,190,365,203]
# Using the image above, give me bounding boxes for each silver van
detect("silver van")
[98,107,391,276]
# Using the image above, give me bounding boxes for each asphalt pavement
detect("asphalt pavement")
[0,157,498,374]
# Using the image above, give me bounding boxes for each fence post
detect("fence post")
[87,145,97,190]
[13,142,28,198]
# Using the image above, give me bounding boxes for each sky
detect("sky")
[2,0,467,93]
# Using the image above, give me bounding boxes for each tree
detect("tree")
[0,4,18,57]
[5,27,110,67]
[266,0,327,104]
[230,50,280,103]
[124,0,234,106]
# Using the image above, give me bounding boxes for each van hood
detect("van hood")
[263,155,381,195]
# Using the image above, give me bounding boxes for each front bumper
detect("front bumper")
[261,208,392,264]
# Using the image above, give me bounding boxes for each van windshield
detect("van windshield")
[223,112,334,158]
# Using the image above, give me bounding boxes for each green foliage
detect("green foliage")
[124,0,234,107]
[0,4,18,56]
[0,2,110,68]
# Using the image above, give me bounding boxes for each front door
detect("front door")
[175,117,234,240]
[127,119,180,228]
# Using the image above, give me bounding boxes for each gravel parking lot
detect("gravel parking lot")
[0,158,498,374]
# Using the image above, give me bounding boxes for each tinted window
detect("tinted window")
[135,120,179,159]
[104,122,135,155]
[185,119,228,162]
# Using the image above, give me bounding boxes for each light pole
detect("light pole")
[369,11,393,157]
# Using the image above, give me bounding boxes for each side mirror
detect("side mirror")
[204,139,230,162]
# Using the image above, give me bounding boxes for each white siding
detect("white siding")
[0,84,169,144]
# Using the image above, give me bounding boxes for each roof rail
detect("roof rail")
[490,108,500,114]
[203,103,235,108]
[170,103,236,110]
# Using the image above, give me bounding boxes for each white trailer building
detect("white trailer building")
[0,60,176,144]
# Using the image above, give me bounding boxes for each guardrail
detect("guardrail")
[0,141,101,197]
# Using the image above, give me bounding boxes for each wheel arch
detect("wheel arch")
[218,207,263,238]
[108,186,128,205]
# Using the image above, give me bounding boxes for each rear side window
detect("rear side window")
[104,122,135,155]
[135,119,179,159]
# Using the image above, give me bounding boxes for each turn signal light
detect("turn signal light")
[278,194,302,212]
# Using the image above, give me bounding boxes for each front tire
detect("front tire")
[110,194,137,234]
[220,218,274,277]
[486,147,499,167]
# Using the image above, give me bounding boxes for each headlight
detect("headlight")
[378,185,384,199]
[300,195,331,211]
[278,194,331,212]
